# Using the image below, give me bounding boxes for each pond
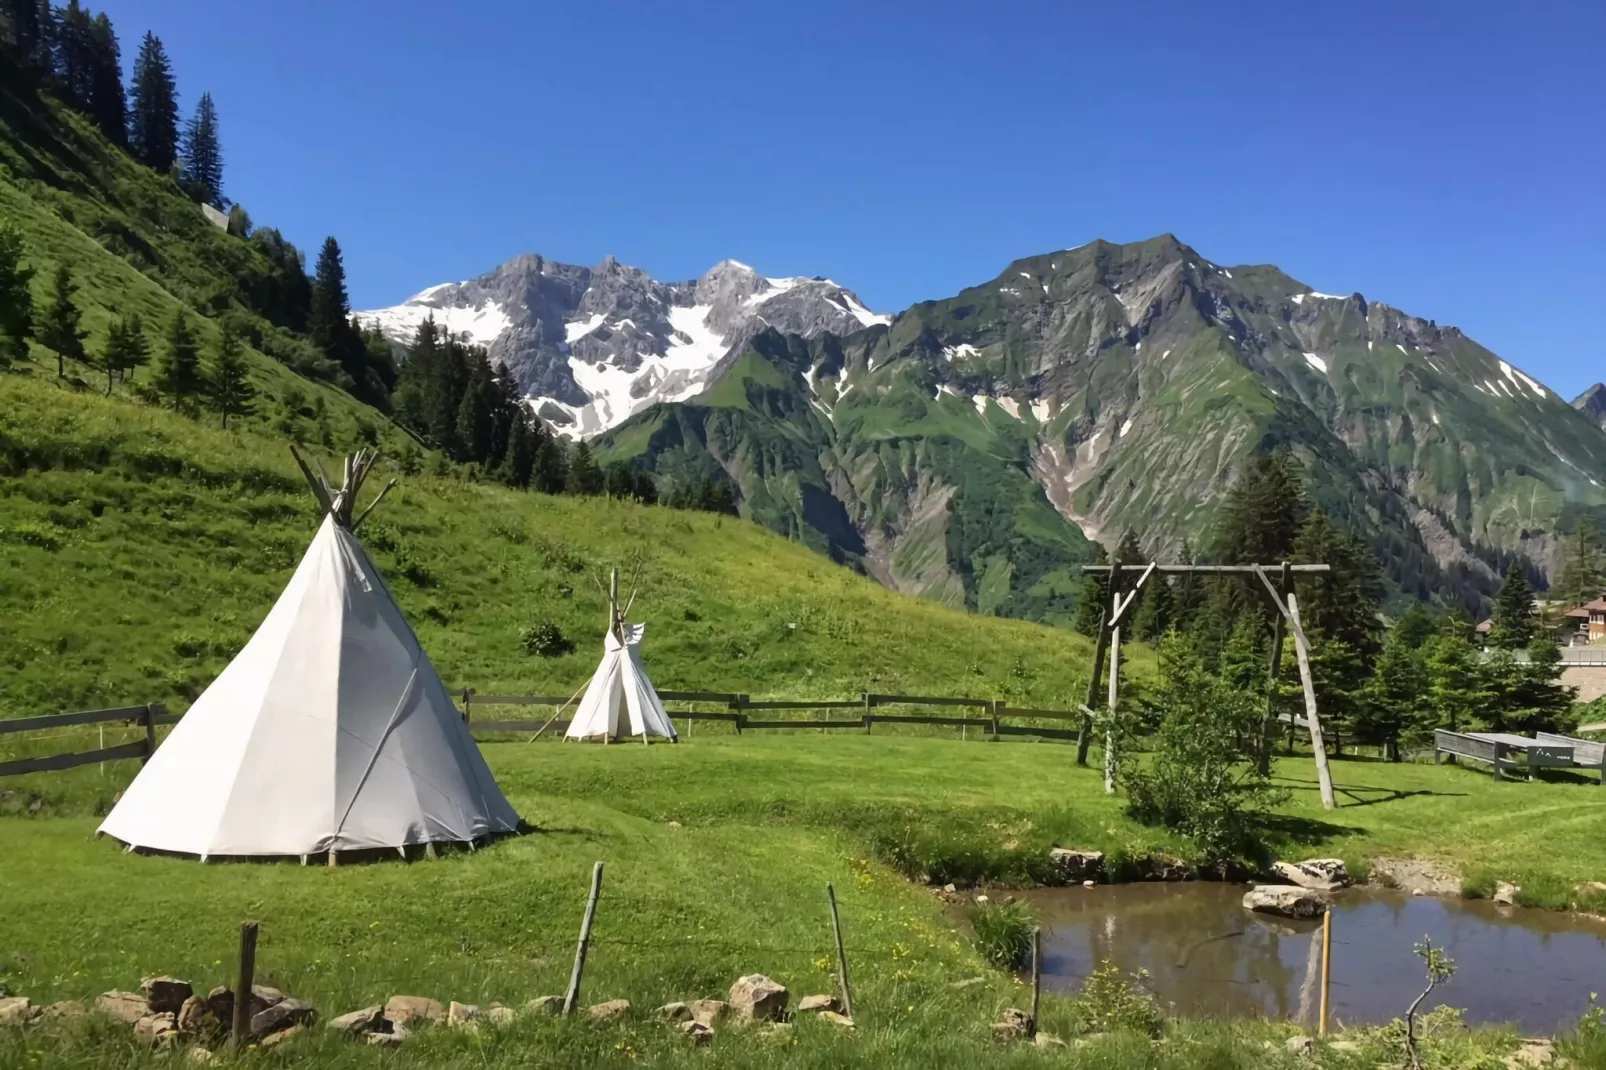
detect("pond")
[1020,883,1606,1035]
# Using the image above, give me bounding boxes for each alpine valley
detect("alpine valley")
[358,236,1606,624]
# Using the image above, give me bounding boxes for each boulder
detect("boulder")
[446,1001,479,1027]
[96,991,149,1024]
[818,1011,855,1029]
[250,986,287,1007]
[656,1001,692,1022]
[140,976,194,1015]
[993,1007,1034,1040]
[367,1028,407,1046]
[327,1005,386,1035]
[690,999,730,1027]
[1494,881,1520,906]
[40,1001,86,1022]
[482,1006,516,1026]
[798,994,841,1014]
[1272,860,1351,891]
[525,995,565,1016]
[680,1020,715,1046]
[249,997,316,1040]
[260,1023,306,1048]
[384,995,445,1027]
[1148,853,1194,881]
[728,975,788,1022]
[1048,848,1105,883]
[1286,1034,1315,1056]
[0,997,37,1026]
[1243,885,1329,919]
[133,1011,181,1048]
[587,999,631,1022]
[176,995,222,1039]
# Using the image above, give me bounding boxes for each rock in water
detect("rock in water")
[728,975,788,1022]
[1243,885,1329,919]
[1272,859,1350,891]
[1494,881,1520,905]
[1048,848,1105,883]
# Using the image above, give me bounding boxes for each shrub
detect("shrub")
[967,900,1034,970]
[1070,960,1164,1036]
[521,621,575,658]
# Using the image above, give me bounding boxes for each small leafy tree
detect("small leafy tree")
[1124,633,1287,860]
[0,223,35,368]
[519,621,574,658]
[1403,937,1455,1070]
[1069,960,1164,1037]
[36,264,86,377]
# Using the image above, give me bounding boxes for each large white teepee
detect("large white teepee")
[98,449,520,860]
[566,609,678,743]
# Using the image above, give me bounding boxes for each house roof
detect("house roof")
[1585,598,1606,613]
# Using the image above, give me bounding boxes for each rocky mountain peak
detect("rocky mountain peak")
[1576,383,1606,430]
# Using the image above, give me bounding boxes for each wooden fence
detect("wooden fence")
[0,704,173,779]
[459,689,1084,742]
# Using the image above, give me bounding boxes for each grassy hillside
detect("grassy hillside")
[0,368,1104,723]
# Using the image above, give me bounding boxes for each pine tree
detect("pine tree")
[208,323,254,428]
[85,13,125,143]
[1554,516,1604,611]
[485,362,522,468]
[99,314,145,393]
[1489,560,1537,650]
[0,222,35,368]
[454,371,493,463]
[152,311,201,412]
[1072,545,1110,636]
[3,0,53,72]
[1170,539,1204,634]
[181,91,223,205]
[1423,621,1494,734]
[1293,509,1385,669]
[308,237,352,362]
[128,32,178,173]
[1392,602,1440,650]
[566,441,604,495]
[1132,574,1174,642]
[1483,638,1575,735]
[52,0,96,109]
[532,434,567,494]
[500,414,537,489]
[1361,627,1428,757]
[36,263,85,377]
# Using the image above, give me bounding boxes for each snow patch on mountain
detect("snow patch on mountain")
[1303,352,1329,374]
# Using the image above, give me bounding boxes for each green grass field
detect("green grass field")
[4,737,1606,1067]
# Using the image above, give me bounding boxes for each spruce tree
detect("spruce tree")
[1361,627,1428,758]
[0,222,35,367]
[152,311,201,412]
[1132,574,1174,642]
[1488,560,1537,650]
[128,32,178,173]
[181,91,223,205]
[209,323,254,428]
[36,263,86,377]
[566,441,604,495]
[454,371,493,463]
[1071,545,1110,637]
[1292,510,1385,669]
[53,0,96,109]
[486,362,522,468]
[308,236,352,361]
[1554,516,1604,611]
[500,414,537,489]
[86,13,125,143]
[1423,621,1494,734]
[1170,539,1204,634]
[3,0,53,72]
[532,435,567,494]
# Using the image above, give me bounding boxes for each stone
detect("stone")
[0,997,37,1026]
[260,1023,306,1048]
[1148,853,1194,881]
[368,1028,407,1046]
[1272,859,1351,891]
[249,997,316,1040]
[140,976,194,1015]
[975,894,990,903]
[525,995,565,1016]
[133,1011,180,1048]
[1286,1034,1316,1056]
[96,990,150,1024]
[483,1006,516,1025]
[1494,881,1520,906]
[1048,848,1105,883]
[1243,885,1329,919]
[728,975,788,1022]
[587,998,631,1022]
[188,1048,217,1064]
[40,1001,86,1021]
[328,1005,386,1035]
[943,883,957,893]
[250,985,287,1007]
[818,1011,855,1029]
[992,1007,1034,1040]
[679,1020,714,1045]
[1083,880,1097,888]
[950,977,987,989]
[1034,1031,1067,1048]
[656,1001,692,1022]
[690,999,730,1027]
[798,994,841,1014]
[1504,1038,1556,1068]
[176,995,221,1038]
[384,995,445,1027]
[446,1001,479,1027]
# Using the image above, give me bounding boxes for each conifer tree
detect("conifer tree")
[1132,574,1175,643]
[181,91,223,205]
[1554,516,1604,611]
[152,310,201,412]
[566,441,604,495]
[500,414,537,489]
[1072,545,1110,637]
[3,0,54,72]
[308,237,353,361]
[36,263,86,377]
[53,0,95,109]
[128,32,178,173]
[1170,539,1204,634]
[1488,560,1537,650]
[1423,620,1493,734]
[1361,627,1428,758]
[0,223,35,368]
[209,323,254,428]
[99,313,150,393]
[532,434,567,494]
[1293,509,1385,669]
[86,13,124,143]
[454,370,493,463]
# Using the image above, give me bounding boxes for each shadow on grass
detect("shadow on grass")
[1270,774,1468,809]
[1247,812,1368,856]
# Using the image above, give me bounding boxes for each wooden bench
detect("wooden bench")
[1432,730,1561,780]
[1535,732,1606,785]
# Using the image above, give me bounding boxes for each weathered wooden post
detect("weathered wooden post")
[563,862,605,1014]
[1318,909,1332,1036]
[1285,592,1336,810]
[1030,927,1042,1036]
[141,704,157,765]
[826,882,855,1022]
[1105,590,1121,795]
[231,921,259,1051]
[1076,607,1110,766]
[1257,561,1291,775]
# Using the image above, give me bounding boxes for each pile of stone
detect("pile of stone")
[650,974,852,1046]
[1243,859,1353,919]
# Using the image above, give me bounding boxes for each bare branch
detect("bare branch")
[351,479,399,532]
[288,445,334,515]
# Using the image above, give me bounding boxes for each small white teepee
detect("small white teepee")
[98,448,521,860]
[565,569,677,743]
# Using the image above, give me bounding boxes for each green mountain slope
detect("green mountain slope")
[0,370,1097,720]
[602,236,1606,614]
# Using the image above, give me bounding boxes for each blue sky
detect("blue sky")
[101,0,1603,397]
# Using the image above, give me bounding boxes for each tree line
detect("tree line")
[1076,452,1587,762]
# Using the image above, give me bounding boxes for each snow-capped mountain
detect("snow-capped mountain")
[354,254,889,437]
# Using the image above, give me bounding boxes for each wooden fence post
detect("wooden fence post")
[1030,926,1041,1036]
[231,921,259,1051]
[141,704,157,765]
[563,862,604,1015]
[989,700,1001,739]
[1076,607,1111,765]
[1257,561,1291,775]
[862,692,872,735]
[826,882,855,1022]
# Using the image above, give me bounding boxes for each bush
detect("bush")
[967,900,1034,970]
[521,621,575,658]
[1070,960,1164,1036]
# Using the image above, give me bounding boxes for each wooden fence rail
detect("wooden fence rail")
[0,704,170,779]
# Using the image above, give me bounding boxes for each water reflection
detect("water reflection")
[1021,883,1606,1034]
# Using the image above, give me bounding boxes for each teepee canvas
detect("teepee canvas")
[565,569,677,743]
[98,448,520,860]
